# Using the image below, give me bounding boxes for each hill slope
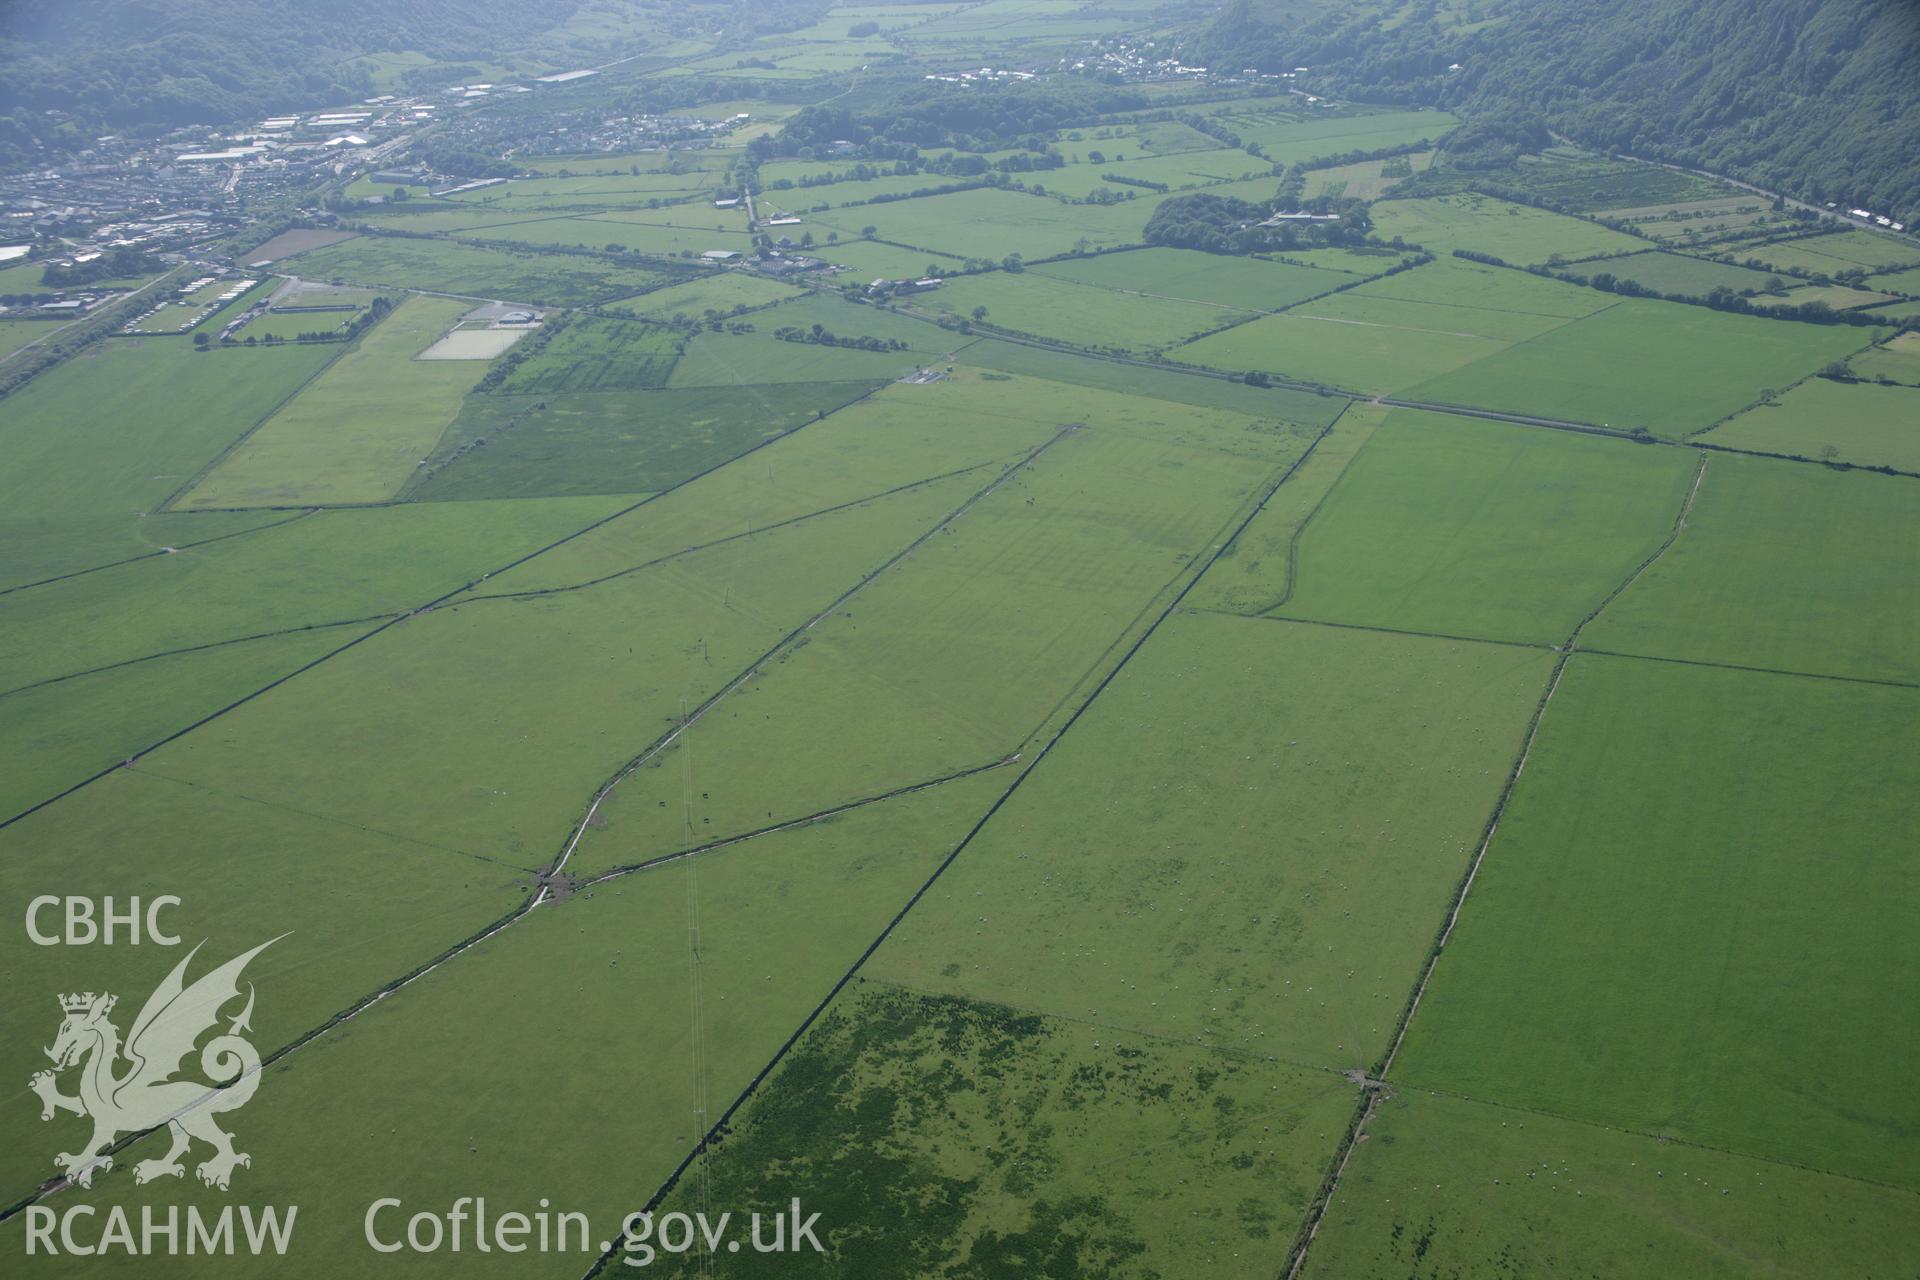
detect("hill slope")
[1189,0,1920,222]
[0,0,583,160]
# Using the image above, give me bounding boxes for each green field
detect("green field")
[492,315,683,392]
[1573,248,1780,295]
[654,981,1360,1276]
[1735,229,1920,276]
[1369,193,1646,265]
[807,186,1159,259]
[1176,304,1508,395]
[607,270,800,318]
[960,336,1349,423]
[408,381,884,500]
[0,340,339,585]
[1850,330,1920,384]
[181,297,482,507]
[1270,410,1698,644]
[1394,654,1920,1187]
[1214,106,1458,166]
[1173,255,1621,395]
[565,378,1319,873]
[1401,298,1877,434]
[910,268,1252,350]
[1304,1089,1920,1280]
[1033,247,1364,312]
[291,236,681,306]
[872,610,1554,1065]
[1185,402,1385,614]
[1701,375,1920,471]
[1581,453,1919,683]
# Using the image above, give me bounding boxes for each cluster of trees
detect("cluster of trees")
[749,78,1155,163]
[411,146,516,180]
[1142,192,1371,253]
[38,246,160,287]
[1102,173,1168,193]
[1185,0,1920,223]
[771,323,907,352]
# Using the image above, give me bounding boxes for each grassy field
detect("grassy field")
[1215,107,1458,166]
[1393,654,1920,1188]
[1185,402,1385,614]
[408,380,884,500]
[291,236,680,306]
[1176,305,1511,395]
[812,236,969,280]
[0,496,623,693]
[1369,193,1646,265]
[1701,375,1920,471]
[0,626,365,821]
[1304,150,1434,201]
[959,336,1348,423]
[1304,1089,1920,1280]
[872,610,1554,1065]
[1032,247,1363,312]
[1756,282,1897,310]
[1735,229,1920,275]
[1582,453,1919,683]
[492,316,683,392]
[1851,330,1920,384]
[653,981,1360,1277]
[1401,298,1877,434]
[460,215,756,259]
[0,340,338,584]
[466,375,1064,597]
[910,268,1252,350]
[668,322,952,383]
[0,775,1010,1279]
[0,317,66,360]
[1572,248,1780,295]
[1173,255,1619,394]
[1865,263,1920,296]
[1271,411,1698,644]
[181,297,483,508]
[607,270,800,318]
[807,186,1158,259]
[565,384,1317,873]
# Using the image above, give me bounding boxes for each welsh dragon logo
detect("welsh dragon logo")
[30,938,280,1191]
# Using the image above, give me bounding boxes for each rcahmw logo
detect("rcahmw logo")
[24,933,300,1258]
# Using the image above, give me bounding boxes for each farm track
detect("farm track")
[575,408,1352,1279]
[1283,451,1710,1278]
